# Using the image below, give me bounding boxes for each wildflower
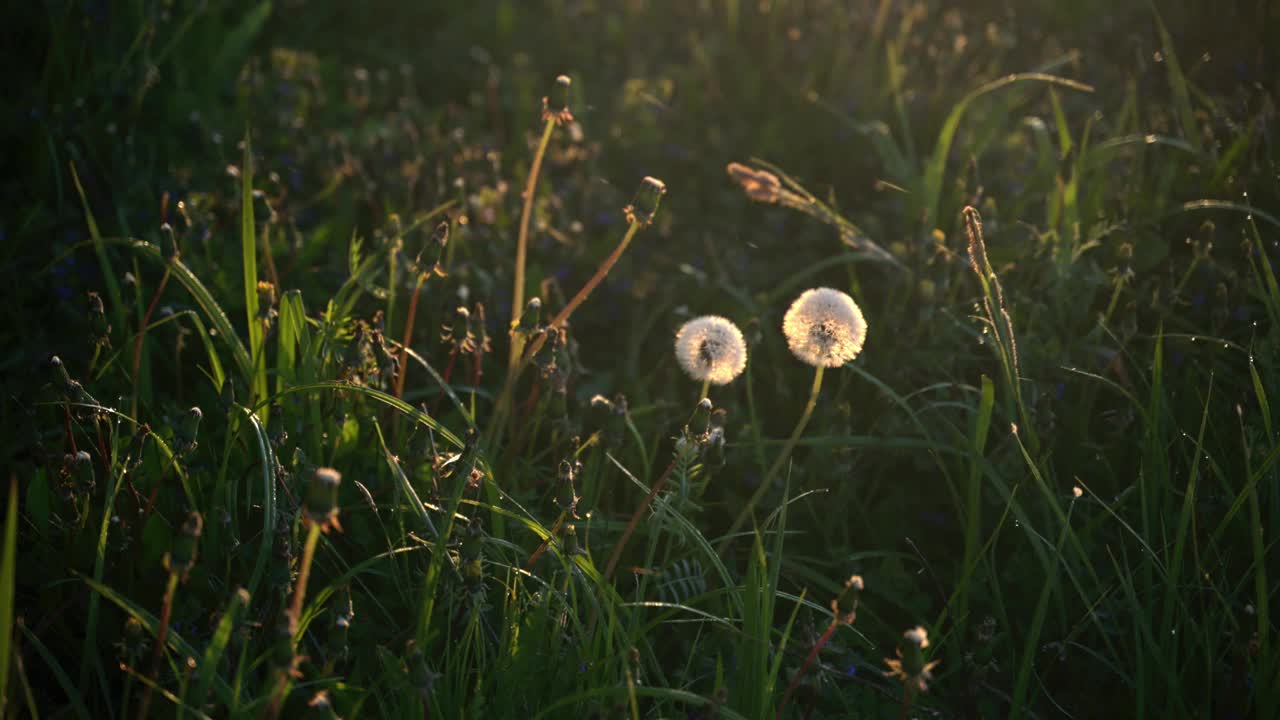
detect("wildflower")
[674,316,747,386]
[884,624,941,693]
[782,287,867,368]
[726,162,782,204]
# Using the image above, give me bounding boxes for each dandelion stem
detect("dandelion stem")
[136,571,179,720]
[290,522,322,633]
[394,273,428,400]
[548,220,640,329]
[489,219,643,449]
[699,378,711,402]
[509,117,557,371]
[776,617,839,720]
[605,456,679,580]
[720,365,824,552]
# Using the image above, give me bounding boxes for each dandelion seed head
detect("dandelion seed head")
[782,288,867,367]
[674,315,747,385]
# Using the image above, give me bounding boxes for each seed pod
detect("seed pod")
[160,222,180,261]
[555,460,580,516]
[164,511,204,581]
[831,574,864,620]
[87,291,111,347]
[304,467,343,532]
[67,450,94,493]
[624,176,666,226]
[542,74,574,125]
[177,407,202,454]
[513,297,542,337]
[415,221,450,277]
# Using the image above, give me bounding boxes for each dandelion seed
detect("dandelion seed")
[674,315,748,385]
[782,287,867,367]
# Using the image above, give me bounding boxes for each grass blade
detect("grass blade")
[0,477,16,716]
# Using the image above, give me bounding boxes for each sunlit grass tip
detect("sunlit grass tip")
[782,287,867,368]
[674,315,748,386]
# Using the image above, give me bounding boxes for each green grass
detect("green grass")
[3,0,1278,717]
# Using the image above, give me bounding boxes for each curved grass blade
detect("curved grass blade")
[104,238,253,389]
[191,588,251,709]
[923,73,1094,226]
[16,621,92,720]
[79,575,234,705]
[240,405,278,603]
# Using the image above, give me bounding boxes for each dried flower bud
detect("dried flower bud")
[87,291,110,346]
[832,574,864,619]
[164,511,204,580]
[624,176,666,226]
[726,162,782,204]
[306,690,340,719]
[513,297,543,336]
[556,460,580,515]
[304,467,343,532]
[543,74,574,125]
[885,624,940,693]
[160,222,180,261]
[177,406,202,453]
[416,221,450,277]
[67,450,94,492]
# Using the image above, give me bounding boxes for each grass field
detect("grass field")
[2,1,1278,717]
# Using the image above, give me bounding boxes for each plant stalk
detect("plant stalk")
[720,365,824,552]
[509,118,557,370]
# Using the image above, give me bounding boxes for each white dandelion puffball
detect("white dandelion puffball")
[674,316,748,385]
[782,287,867,367]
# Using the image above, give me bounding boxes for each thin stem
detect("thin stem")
[488,220,643,450]
[604,456,679,580]
[719,365,824,552]
[394,273,428,400]
[290,522,323,631]
[776,618,839,720]
[509,118,557,370]
[548,220,640,329]
[699,378,711,402]
[132,266,172,417]
[136,571,179,720]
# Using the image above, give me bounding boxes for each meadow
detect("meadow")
[2,0,1277,717]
